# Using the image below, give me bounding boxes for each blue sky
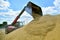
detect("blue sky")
[0,0,60,24]
[3,0,54,11]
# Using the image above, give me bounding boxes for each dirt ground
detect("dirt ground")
[5,14,60,40]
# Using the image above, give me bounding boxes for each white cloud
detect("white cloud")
[0,0,10,10]
[54,0,60,9]
[0,9,20,16]
[42,7,58,15]
[0,9,21,24]
[42,0,60,15]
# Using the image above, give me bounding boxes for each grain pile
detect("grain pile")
[45,15,60,40]
[0,29,5,40]
[5,14,60,40]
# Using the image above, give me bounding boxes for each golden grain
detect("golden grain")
[5,14,60,40]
